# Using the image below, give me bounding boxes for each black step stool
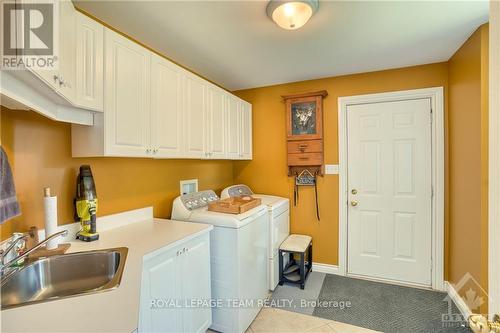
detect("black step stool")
[278,234,312,290]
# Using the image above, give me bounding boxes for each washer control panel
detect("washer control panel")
[180,190,219,210]
[227,185,253,197]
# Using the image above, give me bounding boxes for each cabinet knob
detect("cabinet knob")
[53,75,59,83]
[146,148,151,153]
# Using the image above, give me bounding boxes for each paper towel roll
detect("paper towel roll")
[43,188,58,250]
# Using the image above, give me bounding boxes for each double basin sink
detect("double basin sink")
[1,247,128,310]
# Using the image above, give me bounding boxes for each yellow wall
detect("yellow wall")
[0,24,489,310]
[233,62,449,267]
[0,107,234,240]
[448,25,489,310]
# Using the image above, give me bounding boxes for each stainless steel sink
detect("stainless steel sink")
[1,247,128,310]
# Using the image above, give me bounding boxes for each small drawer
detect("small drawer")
[287,152,323,166]
[287,140,322,154]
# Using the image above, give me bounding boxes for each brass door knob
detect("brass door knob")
[351,189,358,195]
[351,201,358,207]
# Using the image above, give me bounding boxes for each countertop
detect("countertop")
[1,218,212,333]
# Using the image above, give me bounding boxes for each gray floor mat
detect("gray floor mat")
[313,274,471,333]
[270,272,326,315]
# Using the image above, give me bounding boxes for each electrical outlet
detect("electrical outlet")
[325,164,339,175]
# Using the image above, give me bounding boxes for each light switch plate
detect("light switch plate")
[325,164,339,175]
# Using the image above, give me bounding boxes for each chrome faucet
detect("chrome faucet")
[0,230,68,280]
[0,234,28,265]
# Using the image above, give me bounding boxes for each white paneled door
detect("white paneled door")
[347,98,432,286]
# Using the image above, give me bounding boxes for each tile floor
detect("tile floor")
[208,306,380,333]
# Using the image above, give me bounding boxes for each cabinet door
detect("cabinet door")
[240,100,253,159]
[226,95,240,159]
[180,234,212,333]
[75,11,103,111]
[184,74,207,158]
[151,54,184,158]
[57,0,76,102]
[139,248,183,333]
[104,28,150,156]
[206,85,226,159]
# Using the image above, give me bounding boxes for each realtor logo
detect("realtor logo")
[1,0,58,70]
[442,272,491,328]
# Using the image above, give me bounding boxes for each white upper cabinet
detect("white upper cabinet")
[226,95,241,159]
[206,84,226,159]
[71,16,252,160]
[57,0,77,101]
[184,73,207,158]
[75,11,103,111]
[239,100,253,160]
[27,0,76,103]
[151,53,184,157]
[225,96,252,160]
[104,28,151,156]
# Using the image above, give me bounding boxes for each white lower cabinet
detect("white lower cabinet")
[138,232,211,333]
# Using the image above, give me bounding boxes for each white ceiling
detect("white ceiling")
[74,0,489,91]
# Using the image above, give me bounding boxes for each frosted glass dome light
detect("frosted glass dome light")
[267,0,319,30]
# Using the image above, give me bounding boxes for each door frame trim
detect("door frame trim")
[337,87,445,291]
[489,0,500,316]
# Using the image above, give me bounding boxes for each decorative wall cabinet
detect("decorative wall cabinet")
[284,91,327,175]
[138,232,212,333]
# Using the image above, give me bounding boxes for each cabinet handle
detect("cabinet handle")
[53,75,59,83]
[146,148,151,153]
[298,144,308,148]
[299,157,309,160]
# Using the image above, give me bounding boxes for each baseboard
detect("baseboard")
[445,281,472,319]
[312,262,341,275]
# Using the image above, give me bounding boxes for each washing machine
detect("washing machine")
[171,190,268,333]
[221,185,290,291]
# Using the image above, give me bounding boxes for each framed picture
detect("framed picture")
[286,95,323,140]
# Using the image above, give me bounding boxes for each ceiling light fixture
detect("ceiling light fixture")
[266,0,319,30]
